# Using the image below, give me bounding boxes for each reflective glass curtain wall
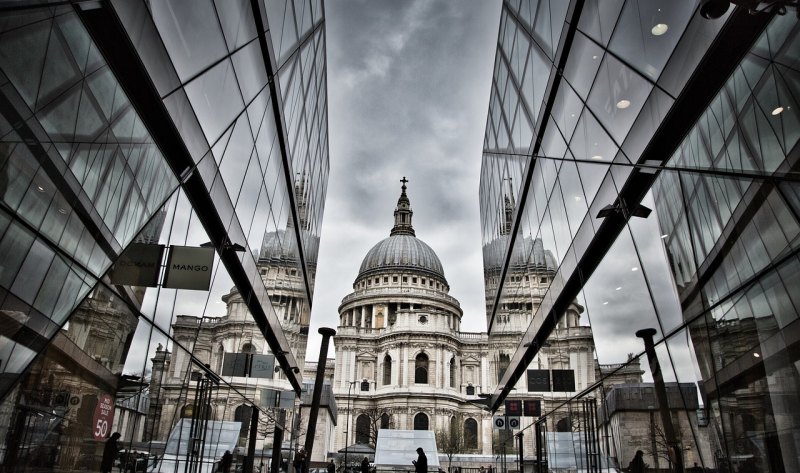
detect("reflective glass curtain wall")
[481,1,798,472]
[0,0,327,471]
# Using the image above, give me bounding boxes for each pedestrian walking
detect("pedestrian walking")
[412,447,427,473]
[101,432,121,473]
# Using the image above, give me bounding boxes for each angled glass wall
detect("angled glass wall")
[0,0,328,471]
[481,1,798,472]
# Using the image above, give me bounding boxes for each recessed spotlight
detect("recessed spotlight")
[591,155,603,160]
[574,196,582,202]
[753,352,761,358]
[651,24,668,36]
[616,99,631,109]
[631,267,638,271]
[772,106,784,116]
[58,208,67,214]
[615,286,622,291]
[603,301,608,305]
[660,234,668,239]
[36,185,45,192]
[592,55,598,60]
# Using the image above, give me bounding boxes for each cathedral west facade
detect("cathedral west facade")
[147,179,629,462]
[330,180,603,457]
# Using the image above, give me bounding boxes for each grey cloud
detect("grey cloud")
[308,1,501,358]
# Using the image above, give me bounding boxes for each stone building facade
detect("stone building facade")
[331,182,601,458]
[145,179,319,454]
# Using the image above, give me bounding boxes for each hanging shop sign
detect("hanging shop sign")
[110,243,164,286]
[162,246,214,290]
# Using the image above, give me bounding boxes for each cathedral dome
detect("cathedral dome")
[483,235,557,272]
[258,228,320,267]
[356,178,447,283]
[358,234,445,280]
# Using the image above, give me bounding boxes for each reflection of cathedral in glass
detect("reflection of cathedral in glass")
[332,181,606,456]
[480,2,800,472]
[146,177,317,444]
[0,1,329,470]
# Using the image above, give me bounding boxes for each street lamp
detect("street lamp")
[344,381,358,473]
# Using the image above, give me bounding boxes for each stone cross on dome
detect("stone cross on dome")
[391,177,415,236]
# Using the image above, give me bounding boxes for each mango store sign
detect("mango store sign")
[163,246,215,290]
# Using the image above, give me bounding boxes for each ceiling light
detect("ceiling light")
[660,234,668,239]
[753,352,761,358]
[772,106,784,116]
[58,208,67,214]
[574,196,582,202]
[651,24,668,36]
[615,287,622,291]
[616,99,631,109]
[603,301,608,305]
[592,55,598,60]
[631,267,638,271]
[36,185,45,192]
[591,155,603,160]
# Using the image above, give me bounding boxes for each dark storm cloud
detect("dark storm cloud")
[306,1,501,358]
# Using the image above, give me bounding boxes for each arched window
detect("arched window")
[556,417,572,432]
[234,404,252,437]
[355,414,371,444]
[380,413,390,429]
[413,413,429,431]
[464,418,478,449]
[449,358,456,387]
[216,344,225,373]
[415,353,429,384]
[383,354,392,386]
[241,343,257,354]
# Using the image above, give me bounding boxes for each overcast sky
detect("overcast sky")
[305,1,502,360]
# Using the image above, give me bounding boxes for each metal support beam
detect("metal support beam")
[304,327,336,469]
[75,1,303,392]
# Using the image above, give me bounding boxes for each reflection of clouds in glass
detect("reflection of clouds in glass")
[582,226,661,365]
[307,1,501,353]
[123,318,169,376]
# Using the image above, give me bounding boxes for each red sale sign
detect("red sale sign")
[92,393,115,440]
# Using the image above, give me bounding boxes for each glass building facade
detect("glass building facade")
[0,0,328,471]
[481,1,799,472]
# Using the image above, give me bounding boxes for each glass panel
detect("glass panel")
[184,58,245,145]
[150,0,228,82]
[608,0,698,81]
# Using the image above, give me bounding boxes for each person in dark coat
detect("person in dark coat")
[327,460,336,473]
[412,447,427,473]
[101,432,121,473]
[293,448,307,473]
[360,457,369,473]
[627,450,646,473]
[220,450,234,473]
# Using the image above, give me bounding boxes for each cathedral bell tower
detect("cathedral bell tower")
[390,177,415,236]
